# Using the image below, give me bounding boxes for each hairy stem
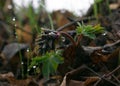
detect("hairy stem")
[59,31,76,46]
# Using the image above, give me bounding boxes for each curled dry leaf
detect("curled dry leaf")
[84,76,100,86]
[0,72,14,79]
[0,43,29,73]
[60,76,85,86]
[7,77,38,86]
[1,43,28,60]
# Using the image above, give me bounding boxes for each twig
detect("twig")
[57,16,95,31]
[94,78,101,86]
[0,19,33,35]
[83,40,120,54]
[103,40,120,49]
[105,65,120,78]
[112,75,120,84]
[66,65,119,86]
[85,65,119,86]
[60,31,76,46]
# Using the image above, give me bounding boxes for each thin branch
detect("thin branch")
[85,65,119,86]
[103,40,120,49]
[112,75,120,84]
[66,65,119,86]
[57,16,95,31]
[60,31,76,46]
[94,78,101,86]
[0,19,33,35]
[105,65,120,78]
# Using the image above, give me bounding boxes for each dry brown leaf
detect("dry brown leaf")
[0,72,14,79]
[7,77,38,86]
[109,3,119,10]
[90,48,120,63]
[16,24,33,44]
[84,77,100,86]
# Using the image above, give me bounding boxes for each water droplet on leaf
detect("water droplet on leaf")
[21,62,24,65]
[33,66,36,69]
[8,5,12,9]
[61,37,65,42]
[102,31,107,36]
[14,24,17,27]
[27,48,30,52]
[12,17,16,21]
[27,69,30,71]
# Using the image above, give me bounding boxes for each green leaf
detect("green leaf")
[29,56,47,69]
[95,0,103,3]
[83,32,96,39]
[76,24,104,39]
[42,61,50,79]
[29,50,64,79]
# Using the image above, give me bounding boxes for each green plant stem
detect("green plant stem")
[94,0,98,19]
[27,59,29,77]
[39,3,54,30]
[60,31,76,46]
[19,50,24,78]
[106,0,111,14]
[48,13,54,30]
[15,27,24,78]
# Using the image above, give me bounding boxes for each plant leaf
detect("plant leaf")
[95,0,103,3]
[76,24,104,39]
[29,50,64,79]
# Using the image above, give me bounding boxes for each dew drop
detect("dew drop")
[61,37,65,42]
[102,31,107,36]
[12,17,16,21]
[8,5,12,9]
[21,62,24,65]
[27,69,30,71]
[14,24,17,27]
[49,32,54,35]
[16,36,18,39]
[27,48,30,52]
[33,66,36,69]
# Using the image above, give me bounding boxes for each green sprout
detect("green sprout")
[93,0,103,19]
[93,0,110,18]
[76,23,104,39]
[29,50,64,79]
